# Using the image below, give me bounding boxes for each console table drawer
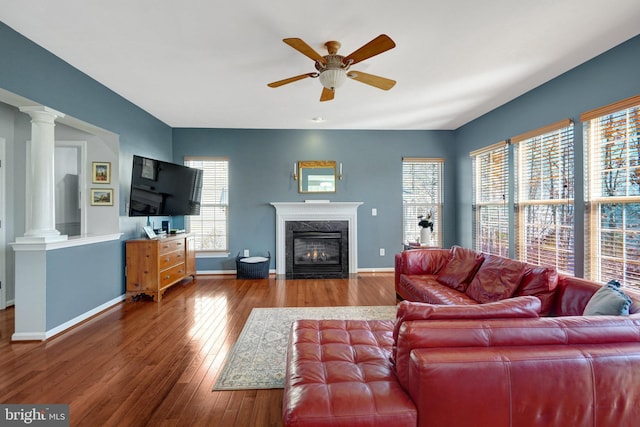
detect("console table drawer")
[158,239,185,255]
[159,250,184,270]
[160,263,186,288]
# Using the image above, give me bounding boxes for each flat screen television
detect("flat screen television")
[128,155,203,217]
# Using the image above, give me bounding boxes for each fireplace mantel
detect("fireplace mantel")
[270,202,363,277]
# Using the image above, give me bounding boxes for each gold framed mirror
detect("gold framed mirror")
[298,160,337,193]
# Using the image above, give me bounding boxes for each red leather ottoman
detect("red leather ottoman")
[282,319,417,427]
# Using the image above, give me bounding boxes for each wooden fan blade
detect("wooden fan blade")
[283,38,326,64]
[267,73,316,88]
[344,34,396,65]
[320,87,334,102]
[347,71,396,90]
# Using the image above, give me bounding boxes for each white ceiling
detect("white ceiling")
[1,0,639,130]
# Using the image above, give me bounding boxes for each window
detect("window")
[514,119,575,274]
[583,95,640,290]
[402,158,443,246]
[184,157,229,252]
[471,141,509,257]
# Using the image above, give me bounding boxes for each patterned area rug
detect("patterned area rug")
[213,305,397,390]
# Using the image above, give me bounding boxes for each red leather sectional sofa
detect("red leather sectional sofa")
[282,246,640,427]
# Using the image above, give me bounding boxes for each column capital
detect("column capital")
[19,106,65,121]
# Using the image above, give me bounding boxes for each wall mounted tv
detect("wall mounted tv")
[128,155,203,217]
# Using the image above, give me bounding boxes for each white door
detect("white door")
[0,137,6,310]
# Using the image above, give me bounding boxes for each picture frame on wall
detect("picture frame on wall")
[90,188,113,206]
[92,161,111,183]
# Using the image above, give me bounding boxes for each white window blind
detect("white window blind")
[514,119,575,274]
[583,94,640,290]
[184,157,229,252]
[471,141,509,257]
[402,158,443,246]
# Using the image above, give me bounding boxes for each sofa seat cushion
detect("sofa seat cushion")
[465,254,526,303]
[399,274,480,305]
[283,319,417,427]
[436,245,485,292]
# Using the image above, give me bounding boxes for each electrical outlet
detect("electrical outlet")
[379,248,385,256]
[243,249,250,257]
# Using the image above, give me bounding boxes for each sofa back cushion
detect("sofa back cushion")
[436,246,484,292]
[401,248,450,275]
[393,296,541,341]
[513,264,558,316]
[394,314,640,390]
[465,255,526,303]
[391,296,541,366]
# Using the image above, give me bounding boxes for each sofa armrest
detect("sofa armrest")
[554,275,640,315]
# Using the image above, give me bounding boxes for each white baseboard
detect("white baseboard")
[197,269,239,275]
[11,331,47,341]
[196,268,393,275]
[357,267,395,273]
[43,294,126,340]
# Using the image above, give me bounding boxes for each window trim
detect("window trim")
[184,156,229,254]
[583,95,640,289]
[471,141,509,256]
[514,119,575,274]
[402,157,444,246]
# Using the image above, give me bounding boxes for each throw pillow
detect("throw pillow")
[465,255,527,303]
[436,246,484,292]
[583,280,632,316]
[513,265,558,316]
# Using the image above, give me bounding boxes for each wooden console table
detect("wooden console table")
[125,233,196,302]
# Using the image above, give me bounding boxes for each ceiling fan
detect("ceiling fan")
[267,34,396,102]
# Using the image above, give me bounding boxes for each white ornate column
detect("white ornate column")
[11,106,66,341]
[18,106,67,242]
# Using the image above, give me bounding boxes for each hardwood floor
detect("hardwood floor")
[0,273,398,426]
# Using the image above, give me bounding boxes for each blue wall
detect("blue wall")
[172,128,457,271]
[454,35,640,276]
[46,240,122,329]
[0,22,174,229]
[0,21,172,328]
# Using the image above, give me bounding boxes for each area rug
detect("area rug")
[213,305,397,390]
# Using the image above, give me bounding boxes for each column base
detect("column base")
[16,234,68,244]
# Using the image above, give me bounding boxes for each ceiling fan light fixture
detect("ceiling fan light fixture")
[319,68,346,90]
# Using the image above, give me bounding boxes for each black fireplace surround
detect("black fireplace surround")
[285,221,349,279]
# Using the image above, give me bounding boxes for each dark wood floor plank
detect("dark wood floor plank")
[0,272,396,426]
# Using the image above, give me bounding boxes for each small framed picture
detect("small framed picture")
[143,226,156,239]
[92,161,111,183]
[90,188,113,206]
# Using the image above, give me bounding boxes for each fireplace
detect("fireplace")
[271,202,362,278]
[286,221,348,279]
